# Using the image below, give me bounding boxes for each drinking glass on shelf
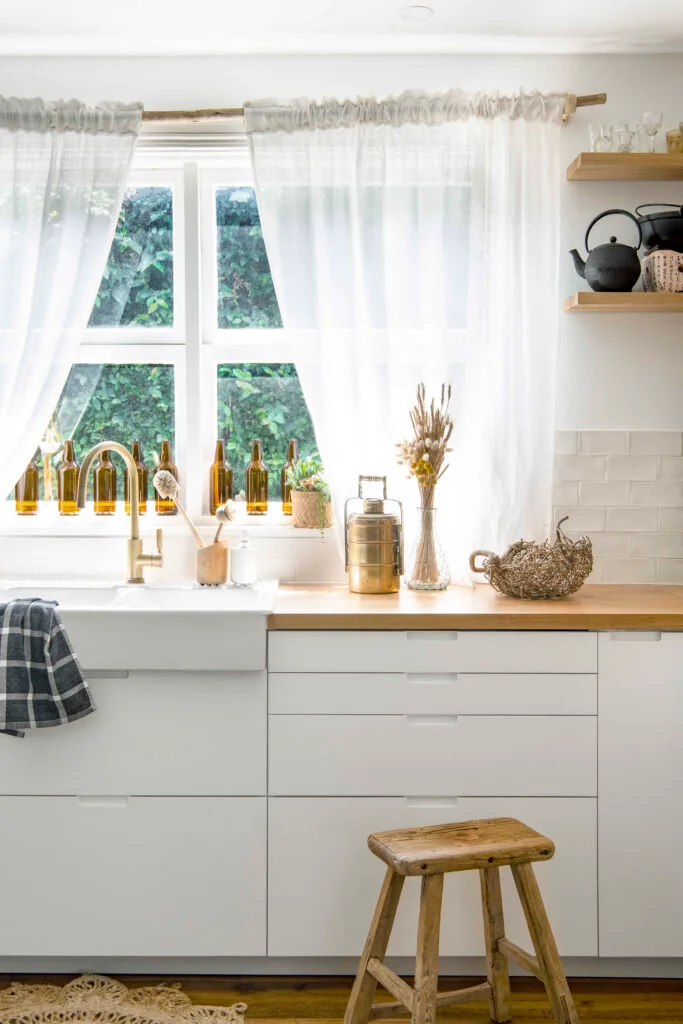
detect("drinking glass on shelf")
[594,124,613,152]
[615,125,636,153]
[642,111,663,153]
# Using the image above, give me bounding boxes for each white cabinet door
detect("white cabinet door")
[0,797,266,956]
[0,671,266,796]
[269,715,596,797]
[599,632,683,956]
[268,797,597,957]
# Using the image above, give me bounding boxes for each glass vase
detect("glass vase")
[405,506,450,591]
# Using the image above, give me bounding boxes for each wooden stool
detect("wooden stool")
[344,817,579,1024]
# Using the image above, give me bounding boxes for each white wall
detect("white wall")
[3,52,683,431]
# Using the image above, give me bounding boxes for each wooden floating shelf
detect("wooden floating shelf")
[565,292,683,312]
[567,152,683,181]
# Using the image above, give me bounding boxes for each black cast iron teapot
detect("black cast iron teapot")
[570,208,642,292]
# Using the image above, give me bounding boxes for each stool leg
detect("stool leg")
[344,867,405,1024]
[480,867,512,1023]
[411,873,444,1024]
[511,863,580,1024]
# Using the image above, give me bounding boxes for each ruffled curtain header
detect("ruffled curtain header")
[0,97,143,135]
[245,88,572,134]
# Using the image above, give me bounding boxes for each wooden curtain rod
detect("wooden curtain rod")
[141,93,607,123]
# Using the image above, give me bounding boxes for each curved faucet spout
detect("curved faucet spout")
[77,441,162,584]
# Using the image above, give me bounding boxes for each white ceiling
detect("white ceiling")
[2,0,683,56]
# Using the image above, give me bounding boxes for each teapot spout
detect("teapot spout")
[570,249,586,279]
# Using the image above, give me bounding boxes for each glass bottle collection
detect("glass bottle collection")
[15,438,300,518]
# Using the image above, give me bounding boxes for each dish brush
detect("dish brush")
[213,500,237,544]
[153,470,206,549]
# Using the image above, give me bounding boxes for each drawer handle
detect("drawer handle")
[406,715,458,726]
[77,796,130,808]
[609,632,662,642]
[407,673,457,685]
[407,631,458,642]
[406,797,459,808]
[83,670,130,679]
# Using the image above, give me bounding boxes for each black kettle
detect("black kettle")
[570,208,642,292]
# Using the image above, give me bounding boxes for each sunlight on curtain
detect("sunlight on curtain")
[0,97,142,501]
[246,90,564,580]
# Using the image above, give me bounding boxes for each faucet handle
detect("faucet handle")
[156,528,163,554]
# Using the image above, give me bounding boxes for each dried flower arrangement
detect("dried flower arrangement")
[397,383,453,590]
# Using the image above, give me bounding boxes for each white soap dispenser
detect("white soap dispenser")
[230,531,257,586]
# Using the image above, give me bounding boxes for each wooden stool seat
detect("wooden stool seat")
[344,816,580,1024]
[368,817,555,876]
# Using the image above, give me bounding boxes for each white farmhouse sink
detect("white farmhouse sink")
[0,580,278,670]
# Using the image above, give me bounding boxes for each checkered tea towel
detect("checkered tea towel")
[0,599,96,737]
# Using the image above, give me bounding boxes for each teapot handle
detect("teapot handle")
[635,203,683,216]
[585,208,642,252]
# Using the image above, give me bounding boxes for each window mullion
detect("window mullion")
[182,160,203,521]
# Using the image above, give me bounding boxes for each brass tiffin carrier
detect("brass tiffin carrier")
[344,475,404,594]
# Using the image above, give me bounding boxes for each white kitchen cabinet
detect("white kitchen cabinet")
[268,796,597,957]
[0,796,266,956]
[268,630,597,674]
[269,714,596,797]
[599,632,683,956]
[269,672,597,716]
[0,670,266,796]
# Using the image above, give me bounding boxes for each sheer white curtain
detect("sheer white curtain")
[246,90,565,579]
[0,97,142,500]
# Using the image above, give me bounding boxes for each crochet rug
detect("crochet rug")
[0,975,248,1024]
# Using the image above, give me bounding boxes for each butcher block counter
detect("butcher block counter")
[268,583,683,630]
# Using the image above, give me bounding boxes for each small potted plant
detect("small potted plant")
[285,454,334,535]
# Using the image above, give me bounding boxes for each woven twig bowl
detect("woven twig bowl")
[469,517,593,600]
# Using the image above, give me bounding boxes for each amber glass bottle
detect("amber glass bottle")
[125,440,148,515]
[210,440,233,515]
[281,439,298,515]
[246,439,268,515]
[15,460,39,515]
[57,440,80,516]
[93,450,117,515]
[155,439,178,516]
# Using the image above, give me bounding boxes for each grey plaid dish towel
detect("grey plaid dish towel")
[0,599,96,737]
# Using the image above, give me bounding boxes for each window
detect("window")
[13,153,318,521]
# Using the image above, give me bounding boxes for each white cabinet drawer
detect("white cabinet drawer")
[269,672,596,716]
[0,796,266,955]
[0,670,266,796]
[268,796,597,957]
[269,715,596,797]
[268,631,596,674]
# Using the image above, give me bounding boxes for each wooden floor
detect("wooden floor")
[3,975,682,1023]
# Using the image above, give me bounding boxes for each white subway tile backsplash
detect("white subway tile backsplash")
[658,457,683,480]
[578,431,629,455]
[605,456,657,481]
[555,455,605,481]
[631,533,683,558]
[659,508,683,532]
[632,481,683,507]
[553,506,605,532]
[630,431,683,456]
[552,481,579,507]
[603,558,657,584]
[657,559,683,584]
[606,507,658,532]
[553,430,683,583]
[579,481,630,507]
[554,431,578,456]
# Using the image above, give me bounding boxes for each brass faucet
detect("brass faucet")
[77,441,163,584]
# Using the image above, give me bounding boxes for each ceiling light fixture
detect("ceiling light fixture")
[400,4,436,21]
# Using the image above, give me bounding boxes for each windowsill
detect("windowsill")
[0,503,334,540]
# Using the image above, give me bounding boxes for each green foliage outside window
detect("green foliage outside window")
[89,187,174,327]
[216,187,282,329]
[218,365,317,499]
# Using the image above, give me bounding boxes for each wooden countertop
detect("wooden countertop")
[268,584,683,630]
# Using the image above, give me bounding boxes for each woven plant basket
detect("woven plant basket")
[291,490,334,530]
[469,517,593,600]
